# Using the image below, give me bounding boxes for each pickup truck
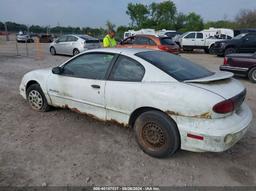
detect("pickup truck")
[177,31,232,53]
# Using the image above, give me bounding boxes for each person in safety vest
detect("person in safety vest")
[103,30,117,48]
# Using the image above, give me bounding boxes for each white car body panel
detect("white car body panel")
[49,35,101,56]
[19,48,253,153]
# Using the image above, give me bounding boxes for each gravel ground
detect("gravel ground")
[0,40,255,186]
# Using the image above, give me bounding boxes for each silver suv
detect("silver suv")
[49,35,101,56]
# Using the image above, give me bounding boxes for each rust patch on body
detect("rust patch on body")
[60,105,129,128]
[166,110,211,119]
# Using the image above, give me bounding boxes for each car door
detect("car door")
[66,35,79,55]
[105,55,145,124]
[54,36,67,54]
[182,32,196,47]
[194,32,205,47]
[47,53,116,120]
[239,34,256,53]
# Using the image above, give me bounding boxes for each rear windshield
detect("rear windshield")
[160,37,175,45]
[136,51,214,81]
[233,33,247,39]
[78,35,99,43]
[86,40,100,43]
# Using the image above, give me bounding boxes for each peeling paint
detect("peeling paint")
[166,110,212,119]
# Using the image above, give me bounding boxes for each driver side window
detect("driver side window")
[184,33,195,39]
[58,36,67,42]
[62,53,115,79]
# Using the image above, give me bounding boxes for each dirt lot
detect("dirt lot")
[0,39,255,186]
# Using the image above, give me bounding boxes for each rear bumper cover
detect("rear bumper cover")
[220,65,249,76]
[170,103,252,152]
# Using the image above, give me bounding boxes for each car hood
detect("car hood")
[185,71,245,99]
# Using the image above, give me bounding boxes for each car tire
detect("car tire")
[209,46,215,54]
[50,47,56,55]
[134,110,180,158]
[248,67,256,83]
[73,49,80,56]
[224,47,236,56]
[26,84,51,112]
[204,48,209,54]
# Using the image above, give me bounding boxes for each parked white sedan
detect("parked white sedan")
[19,48,252,158]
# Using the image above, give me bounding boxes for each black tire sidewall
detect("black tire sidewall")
[248,67,256,83]
[26,84,50,112]
[225,48,236,56]
[73,49,79,56]
[50,47,56,55]
[134,111,180,158]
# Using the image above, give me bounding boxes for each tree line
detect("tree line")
[1,0,256,40]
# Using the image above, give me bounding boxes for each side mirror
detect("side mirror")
[52,67,63,74]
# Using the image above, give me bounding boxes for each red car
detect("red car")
[220,53,256,83]
[117,34,180,54]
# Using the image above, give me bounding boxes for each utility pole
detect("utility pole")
[4,22,9,41]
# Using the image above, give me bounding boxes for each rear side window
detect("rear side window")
[196,33,203,39]
[67,36,78,42]
[160,38,175,45]
[134,37,156,45]
[109,56,145,82]
[136,51,213,81]
[184,33,195,39]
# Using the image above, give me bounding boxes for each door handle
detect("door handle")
[91,84,100,89]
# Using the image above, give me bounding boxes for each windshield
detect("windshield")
[136,51,214,81]
[233,33,247,39]
[179,32,189,38]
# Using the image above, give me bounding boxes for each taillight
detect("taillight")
[213,99,234,114]
[158,45,170,51]
[223,57,228,65]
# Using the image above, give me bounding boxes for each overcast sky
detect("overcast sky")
[0,0,255,27]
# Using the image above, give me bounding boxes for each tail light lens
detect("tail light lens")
[223,57,228,65]
[158,45,170,51]
[213,99,234,114]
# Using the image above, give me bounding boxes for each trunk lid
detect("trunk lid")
[185,71,245,99]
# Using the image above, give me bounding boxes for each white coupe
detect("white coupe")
[19,48,252,158]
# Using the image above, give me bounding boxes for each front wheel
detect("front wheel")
[134,110,180,158]
[26,84,51,112]
[248,67,256,83]
[50,47,56,55]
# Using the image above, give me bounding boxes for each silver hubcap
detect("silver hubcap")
[51,48,55,54]
[28,90,43,110]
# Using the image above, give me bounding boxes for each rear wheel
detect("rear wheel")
[224,47,236,56]
[248,67,256,83]
[50,47,56,55]
[73,49,80,56]
[26,84,51,112]
[134,110,180,158]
